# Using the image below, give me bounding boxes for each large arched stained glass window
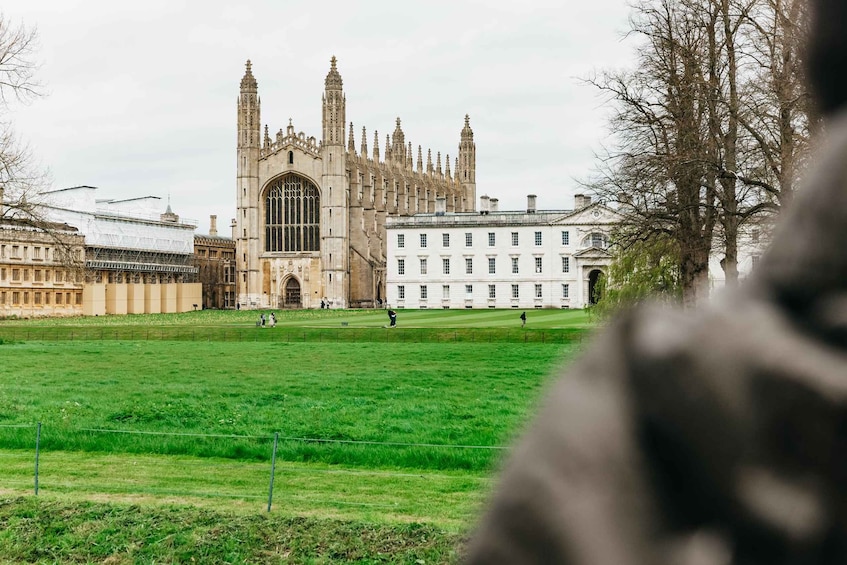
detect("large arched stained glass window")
[265,174,320,252]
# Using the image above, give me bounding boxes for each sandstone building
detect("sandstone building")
[194,215,236,309]
[0,219,86,318]
[236,57,476,309]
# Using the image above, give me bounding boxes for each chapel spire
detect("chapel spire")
[322,55,345,146]
[237,59,260,150]
[240,59,258,92]
[361,126,368,158]
[458,114,476,210]
[391,118,405,163]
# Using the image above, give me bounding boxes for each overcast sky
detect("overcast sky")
[4,0,635,234]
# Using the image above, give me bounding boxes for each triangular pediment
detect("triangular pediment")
[552,203,622,226]
[574,246,613,259]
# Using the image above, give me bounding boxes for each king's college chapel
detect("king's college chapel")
[236,57,476,309]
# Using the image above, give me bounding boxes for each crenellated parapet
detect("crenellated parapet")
[261,119,321,159]
[339,114,468,212]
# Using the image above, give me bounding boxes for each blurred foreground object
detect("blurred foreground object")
[466,0,847,561]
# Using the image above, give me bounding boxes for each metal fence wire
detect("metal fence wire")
[0,423,502,513]
[0,326,585,345]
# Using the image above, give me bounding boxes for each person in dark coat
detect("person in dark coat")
[388,309,397,328]
[520,311,526,327]
[466,2,847,562]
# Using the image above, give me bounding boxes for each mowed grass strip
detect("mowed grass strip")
[0,450,489,529]
[0,308,594,345]
[0,340,574,470]
[0,496,466,564]
[0,307,594,329]
[0,325,587,344]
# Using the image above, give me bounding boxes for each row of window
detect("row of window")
[0,267,78,283]
[396,231,610,250]
[398,231,566,249]
[397,283,571,300]
[196,248,235,260]
[0,244,82,262]
[0,244,50,261]
[0,290,82,306]
[397,256,571,275]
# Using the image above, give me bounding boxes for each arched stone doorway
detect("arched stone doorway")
[588,269,604,305]
[282,277,302,309]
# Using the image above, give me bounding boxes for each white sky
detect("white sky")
[3,0,635,234]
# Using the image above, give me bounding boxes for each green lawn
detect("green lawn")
[0,309,594,558]
[0,307,594,328]
[0,340,575,470]
[0,496,466,564]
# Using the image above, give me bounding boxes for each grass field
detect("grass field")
[0,309,594,562]
[0,306,594,328]
[0,496,465,564]
[0,340,576,470]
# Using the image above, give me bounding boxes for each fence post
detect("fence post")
[34,422,41,495]
[267,432,279,513]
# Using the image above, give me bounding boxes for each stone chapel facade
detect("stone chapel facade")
[236,57,476,309]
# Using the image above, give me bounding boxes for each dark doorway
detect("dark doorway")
[588,269,604,305]
[283,278,301,308]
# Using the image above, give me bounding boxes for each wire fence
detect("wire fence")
[0,423,500,519]
[0,326,586,344]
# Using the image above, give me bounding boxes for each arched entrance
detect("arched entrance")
[283,278,302,309]
[588,269,604,305]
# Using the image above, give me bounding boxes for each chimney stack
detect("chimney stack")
[480,195,490,215]
[209,215,218,236]
[435,197,447,216]
[489,198,499,212]
[574,194,585,209]
[231,218,237,239]
[527,194,537,213]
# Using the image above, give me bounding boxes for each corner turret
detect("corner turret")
[458,114,476,211]
[236,59,262,307]
[322,56,345,146]
[320,55,349,308]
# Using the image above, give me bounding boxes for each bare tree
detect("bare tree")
[0,14,84,274]
[586,0,813,305]
[711,0,812,285]
[0,13,45,219]
[587,0,717,307]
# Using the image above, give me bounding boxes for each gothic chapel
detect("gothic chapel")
[236,57,477,309]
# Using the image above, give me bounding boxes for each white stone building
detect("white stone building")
[708,226,768,289]
[385,195,620,309]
